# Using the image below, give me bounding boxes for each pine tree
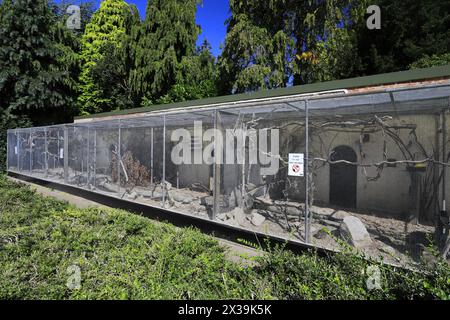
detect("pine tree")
[129,0,201,102]
[77,0,135,115]
[0,0,75,125]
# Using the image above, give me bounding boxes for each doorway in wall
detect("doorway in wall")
[329,145,357,208]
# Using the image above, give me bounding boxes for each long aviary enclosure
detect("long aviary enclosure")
[7,83,450,265]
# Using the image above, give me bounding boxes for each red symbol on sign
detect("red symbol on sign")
[292,164,301,173]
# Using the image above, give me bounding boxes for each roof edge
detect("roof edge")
[75,64,450,121]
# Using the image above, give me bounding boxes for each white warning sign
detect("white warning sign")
[288,153,304,177]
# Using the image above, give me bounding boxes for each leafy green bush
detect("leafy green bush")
[0,175,449,300]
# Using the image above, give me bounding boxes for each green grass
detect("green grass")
[0,175,449,300]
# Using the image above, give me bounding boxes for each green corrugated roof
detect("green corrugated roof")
[76,65,450,120]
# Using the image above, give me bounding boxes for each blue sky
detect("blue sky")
[63,0,230,57]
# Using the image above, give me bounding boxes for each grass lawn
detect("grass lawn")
[0,175,449,300]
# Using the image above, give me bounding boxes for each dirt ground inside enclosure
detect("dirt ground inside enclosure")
[19,168,437,266]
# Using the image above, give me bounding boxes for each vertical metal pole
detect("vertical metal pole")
[64,126,69,183]
[162,116,167,205]
[16,129,19,172]
[6,130,9,171]
[94,129,97,189]
[212,110,218,220]
[87,127,90,187]
[442,110,447,211]
[304,100,310,243]
[44,128,48,177]
[150,127,154,185]
[117,120,122,194]
[241,121,246,197]
[57,130,59,169]
[29,128,32,174]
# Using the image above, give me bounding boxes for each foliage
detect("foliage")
[130,0,217,106]
[77,0,136,115]
[352,0,450,75]
[0,176,449,300]
[0,0,76,125]
[217,0,368,94]
[409,54,450,70]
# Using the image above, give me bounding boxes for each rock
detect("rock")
[330,210,350,222]
[171,191,194,204]
[251,212,266,226]
[340,216,372,249]
[314,228,332,240]
[216,212,227,221]
[379,245,397,256]
[126,191,138,200]
[230,208,247,226]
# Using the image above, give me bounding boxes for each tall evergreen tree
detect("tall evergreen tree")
[217,0,368,94]
[91,6,141,111]
[0,0,75,125]
[78,0,135,115]
[129,0,201,102]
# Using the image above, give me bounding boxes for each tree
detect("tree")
[154,40,218,104]
[0,0,74,125]
[90,3,141,111]
[78,0,136,115]
[409,54,450,70]
[129,0,202,102]
[217,0,368,94]
[352,0,450,75]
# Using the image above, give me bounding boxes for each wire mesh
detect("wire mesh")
[6,84,450,263]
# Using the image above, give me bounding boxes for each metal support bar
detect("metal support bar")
[6,131,9,171]
[93,129,97,189]
[64,126,68,183]
[305,100,310,244]
[212,109,218,220]
[150,127,154,185]
[87,127,90,187]
[44,128,48,177]
[16,129,19,171]
[29,128,32,173]
[117,120,122,194]
[162,117,167,205]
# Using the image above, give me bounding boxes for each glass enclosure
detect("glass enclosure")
[7,84,450,264]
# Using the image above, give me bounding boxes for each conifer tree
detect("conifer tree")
[129,0,201,101]
[0,0,74,124]
[78,0,135,115]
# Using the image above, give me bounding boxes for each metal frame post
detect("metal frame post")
[29,128,32,174]
[64,126,69,183]
[162,115,166,207]
[6,130,10,171]
[150,127,154,185]
[117,120,122,194]
[93,129,97,189]
[16,129,19,172]
[212,109,219,220]
[87,127,90,187]
[44,127,48,177]
[304,100,310,243]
